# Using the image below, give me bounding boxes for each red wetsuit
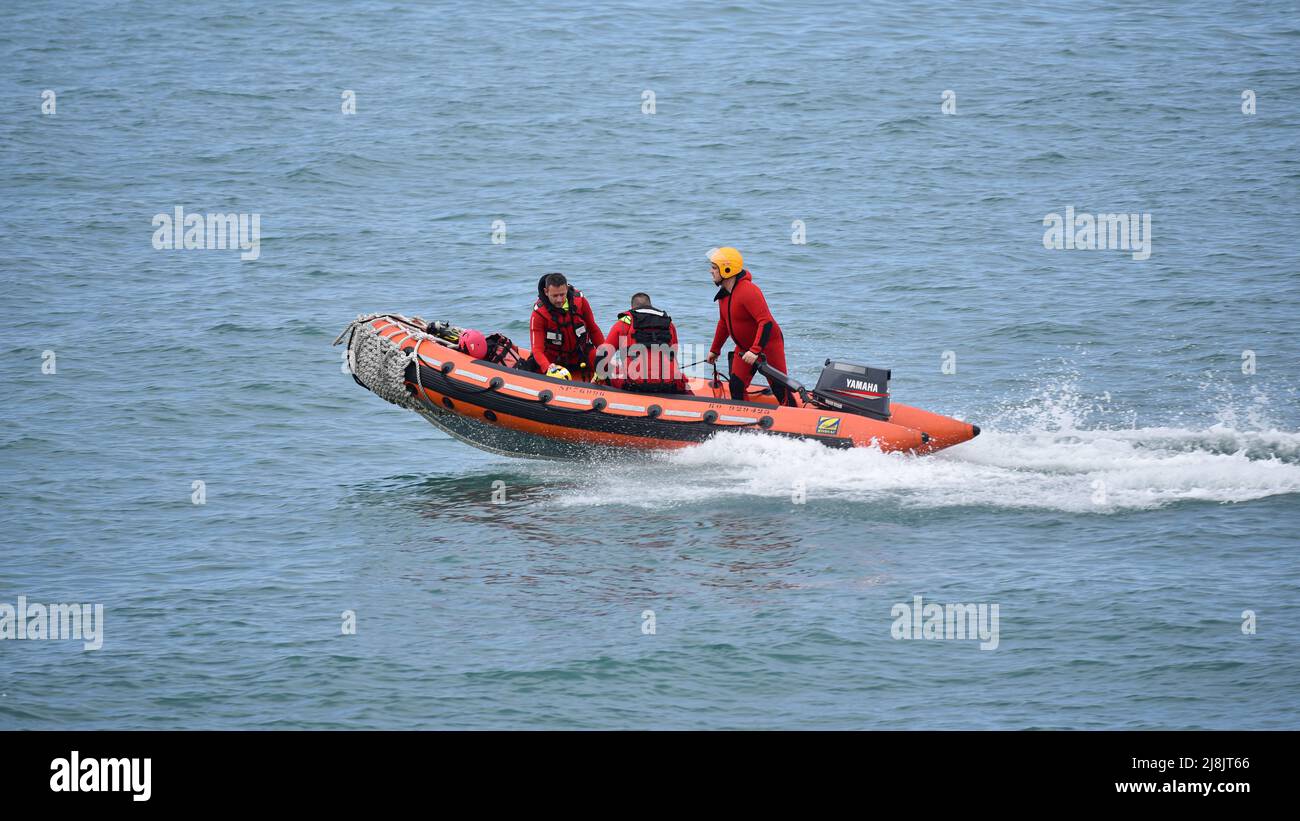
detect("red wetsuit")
[530,287,605,379]
[709,270,791,403]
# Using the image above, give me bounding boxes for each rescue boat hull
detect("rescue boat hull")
[337,314,979,459]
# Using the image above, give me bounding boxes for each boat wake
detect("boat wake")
[543,383,1300,514]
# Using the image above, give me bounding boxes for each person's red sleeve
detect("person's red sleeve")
[529,309,552,370]
[710,316,728,355]
[740,284,776,355]
[604,320,628,351]
[596,320,623,375]
[580,298,605,347]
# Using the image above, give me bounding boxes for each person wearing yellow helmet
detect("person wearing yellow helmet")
[707,246,745,281]
[704,247,793,405]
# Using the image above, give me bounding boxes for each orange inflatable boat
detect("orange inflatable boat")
[335,313,979,459]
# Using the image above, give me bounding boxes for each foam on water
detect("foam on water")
[551,381,1300,513]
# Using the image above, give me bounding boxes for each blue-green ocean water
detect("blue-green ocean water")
[2,1,1298,729]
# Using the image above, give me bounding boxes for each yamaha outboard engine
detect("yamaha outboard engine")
[812,360,891,421]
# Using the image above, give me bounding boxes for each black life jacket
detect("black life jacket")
[617,305,680,387]
[621,306,673,347]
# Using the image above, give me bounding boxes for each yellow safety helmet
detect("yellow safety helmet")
[546,364,572,380]
[708,246,744,279]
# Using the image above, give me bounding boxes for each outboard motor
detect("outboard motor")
[812,360,891,421]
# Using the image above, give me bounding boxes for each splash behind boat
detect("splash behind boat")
[335,314,979,460]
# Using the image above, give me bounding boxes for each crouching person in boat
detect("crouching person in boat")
[598,293,688,394]
[704,246,795,406]
[528,272,605,381]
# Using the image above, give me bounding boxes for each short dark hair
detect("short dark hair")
[630,292,651,308]
[544,272,568,289]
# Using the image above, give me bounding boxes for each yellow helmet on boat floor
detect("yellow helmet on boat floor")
[708,246,744,278]
[546,364,572,380]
